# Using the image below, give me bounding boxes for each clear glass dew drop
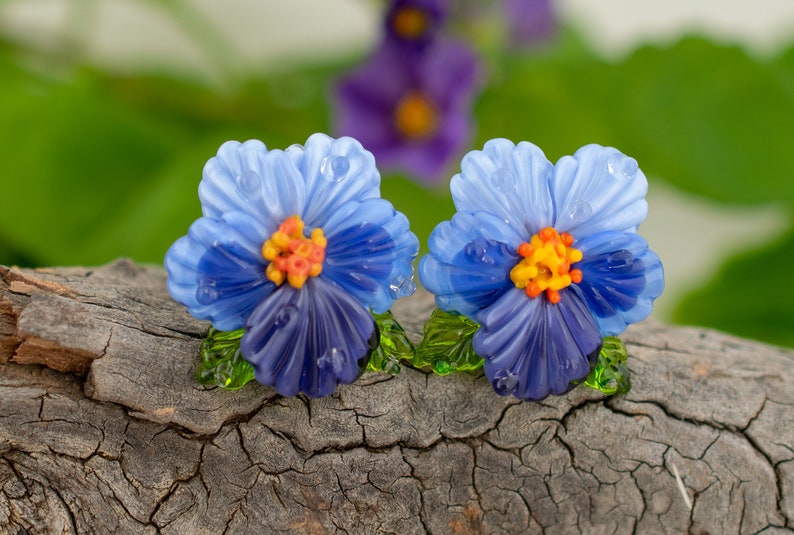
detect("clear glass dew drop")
[620,156,639,177]
[236,172,259,194]
[492,369,519,395]
[274,305,299,328]
[490,167,515,192]
[389,275,416,299]
[318,347,346,374]
[321,155,350,182]
[568,200,592,224]
[196,280,219,305]
[607,249,634,273]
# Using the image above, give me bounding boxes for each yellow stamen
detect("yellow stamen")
[510,227,583,303]
[391,7,428,39]
[394,91,438,140]
[262,215,326,289]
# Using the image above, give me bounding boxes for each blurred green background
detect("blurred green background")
[0,0,792,347]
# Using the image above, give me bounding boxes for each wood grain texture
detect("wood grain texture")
[0,259,792,534]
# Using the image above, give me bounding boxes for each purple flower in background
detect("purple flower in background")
[384,0,449,50]
[503,0,556,46]
[334,39,480,183]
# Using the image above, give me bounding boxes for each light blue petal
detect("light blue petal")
[473,287,601,401]
[451,139,554,237]
[575,231,665,336]
[321,198,419,314]
[419,211,522,318]
[164,212,274,331]
[286,134,381,229]
[550,145,648,238]
[199,141,305,227]
[240,278,376,398]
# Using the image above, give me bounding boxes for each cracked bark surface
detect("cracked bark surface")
[1,259,793,534]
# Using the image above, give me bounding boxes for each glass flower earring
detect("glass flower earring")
[164,133,419,398]
[418,139,664,401]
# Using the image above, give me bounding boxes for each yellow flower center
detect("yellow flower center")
[510,227,583,304]
[394,91,438,140]
[262,215,326,289]
[391,7,428,39]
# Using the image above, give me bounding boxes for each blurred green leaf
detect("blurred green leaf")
[379,175,455,254]
[0,63,191,265]
[477,36,794,206]
[674,229,794,348]
[0,51,337,266]
[616,38,794,206]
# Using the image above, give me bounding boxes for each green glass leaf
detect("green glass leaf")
[675,229,794,349]
[583,336,631,396]
[367,311,415,375]
[414,308,483,375]
[197,327,255,390]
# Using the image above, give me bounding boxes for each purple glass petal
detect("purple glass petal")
[474,287,601,400]
[241,278,377,398]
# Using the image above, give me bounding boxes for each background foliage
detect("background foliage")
[0,2,792,347]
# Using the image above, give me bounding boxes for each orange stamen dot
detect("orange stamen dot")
[538,227,555,241]
[517,242,534,257]
[391,7,428,39]
[262,215,326,289]
[394,92,438,140]
[510,227,584,304]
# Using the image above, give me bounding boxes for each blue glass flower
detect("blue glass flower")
[419,139,664,401]
[165,134,419,398]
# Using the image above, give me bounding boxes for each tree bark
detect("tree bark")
[0,259,792,534]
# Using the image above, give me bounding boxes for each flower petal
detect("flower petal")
[419,211,522,318]
[333,39,480,184]
[321,198,419,314]
[164,212,273,331]
[575,230,665,336]
[199,141,305,226]
[473,287,601,400]
[550,144,648,238]
[286,133,382,228]
[240,278,377,398]
[451,139,555,237]
[419,38,480,110]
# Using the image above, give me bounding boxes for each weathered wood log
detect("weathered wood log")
[0,259,792,534]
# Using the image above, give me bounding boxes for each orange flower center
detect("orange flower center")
[394,91,438,140]
[391,7,428,39]
[262,215,326,289]
[510,227,583,304]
